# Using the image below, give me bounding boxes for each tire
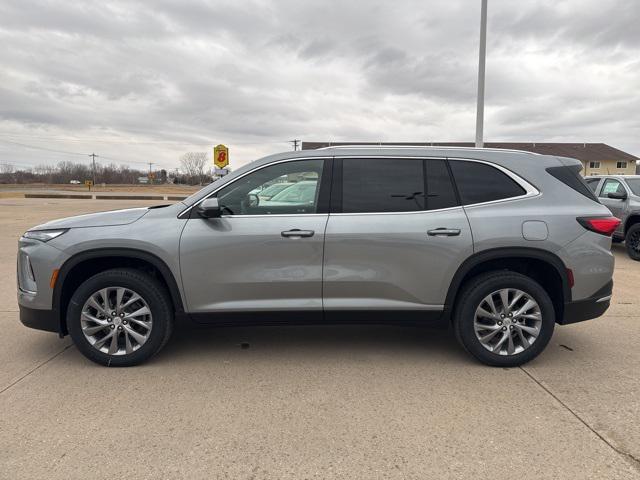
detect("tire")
[67,268,174,367]
[625,224,640,261]
[453,271,555,367]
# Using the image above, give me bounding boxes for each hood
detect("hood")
[31,207,149,230]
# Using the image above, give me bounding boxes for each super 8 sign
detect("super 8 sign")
[214,144,229,168]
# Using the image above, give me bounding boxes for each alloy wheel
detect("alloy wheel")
[80,287,153,355]
[473,288,542,356]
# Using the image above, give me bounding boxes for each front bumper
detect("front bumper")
[559,280,613,325]
[19,305,60,333]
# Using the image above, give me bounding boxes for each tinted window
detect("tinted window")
[342,158,425,213]
[216,159,324,215]
[450,160,526,205]
[425,159,458,210]
[585,178,600,192]
[627,179,640,196]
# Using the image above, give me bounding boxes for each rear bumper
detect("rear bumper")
[19,305,59,334]
[560,280,613,325]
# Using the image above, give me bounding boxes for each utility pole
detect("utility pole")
[147,162,155,184]
[475,0,488,148]
[289,139,300,151]
[88,153,99,185]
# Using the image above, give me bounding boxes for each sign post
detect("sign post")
[214,144,229,170]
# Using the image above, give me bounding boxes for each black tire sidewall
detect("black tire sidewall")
[625,224,640,261]
[67,269,173,367]
[454,272,555,367]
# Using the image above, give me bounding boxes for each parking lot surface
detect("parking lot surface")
[1,198,639,479]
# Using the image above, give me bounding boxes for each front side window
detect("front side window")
[215,159,324,215]
[449,160,526,205]
[599,179,625,198]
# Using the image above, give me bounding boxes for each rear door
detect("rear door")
[322,157,473,319]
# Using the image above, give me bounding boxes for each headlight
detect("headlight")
[23,229,68,242]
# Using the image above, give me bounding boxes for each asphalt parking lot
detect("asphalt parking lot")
[1,198,639,479]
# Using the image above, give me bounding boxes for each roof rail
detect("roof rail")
[315,145,540,155]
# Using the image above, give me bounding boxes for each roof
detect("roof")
[301,142,639,163]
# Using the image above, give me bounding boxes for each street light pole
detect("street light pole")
[475,0,488,148]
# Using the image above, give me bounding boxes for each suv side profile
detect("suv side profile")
[585,175,640,260]
[18,147,618,367]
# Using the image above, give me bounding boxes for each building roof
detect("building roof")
[301,142,638,163]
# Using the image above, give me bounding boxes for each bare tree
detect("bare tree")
[179,152,209,185]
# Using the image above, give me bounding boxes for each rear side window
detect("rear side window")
[449,160,526,205]
[585,178,601,193]
[342,158,425,213]
[546,165,599,202]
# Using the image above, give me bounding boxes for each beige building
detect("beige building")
[301,142,639,176]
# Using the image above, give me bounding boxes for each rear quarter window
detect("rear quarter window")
[449,160,526,205]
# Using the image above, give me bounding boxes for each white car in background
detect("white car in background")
[259,180,318,207]
[257,182,294,201]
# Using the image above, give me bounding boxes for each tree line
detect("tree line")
[0,152,226,185]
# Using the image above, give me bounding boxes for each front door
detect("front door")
[598,178,627,237]
[322,157,473,318]
[180,158,331,318]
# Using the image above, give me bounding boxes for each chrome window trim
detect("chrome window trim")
[179,155,540,218]
[333,156,539,215]
[178,156,332,218]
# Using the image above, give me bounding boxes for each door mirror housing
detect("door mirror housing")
[607,191,627,200]
[197,198,222,218]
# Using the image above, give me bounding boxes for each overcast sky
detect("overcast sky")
[0,0,638,171]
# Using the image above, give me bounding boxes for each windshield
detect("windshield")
[627,179,640,196]
[270,182,318,203]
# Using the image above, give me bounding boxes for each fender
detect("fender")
[443,247,571,317]
[53,248,185,334]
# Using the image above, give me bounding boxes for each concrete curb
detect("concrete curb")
[23,194,188,201]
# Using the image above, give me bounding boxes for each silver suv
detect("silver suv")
[18,147,619,367]
[585,175,640,260]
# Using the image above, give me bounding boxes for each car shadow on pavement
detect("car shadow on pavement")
[153,322,470,365]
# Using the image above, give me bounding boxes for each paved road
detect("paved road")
[1,198,639,479]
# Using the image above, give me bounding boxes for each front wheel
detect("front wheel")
[453,271,555,367]
[67,269,174,367]
[625,224,640,261]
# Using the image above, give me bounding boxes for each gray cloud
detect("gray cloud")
[0,0,638,169]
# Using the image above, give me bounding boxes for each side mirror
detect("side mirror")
[608,191,627,200]
[197,198,222,218]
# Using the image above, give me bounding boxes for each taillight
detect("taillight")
[577,216,621,236]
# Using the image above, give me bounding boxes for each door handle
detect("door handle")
[427,228,461,237]
[281,229,315,238]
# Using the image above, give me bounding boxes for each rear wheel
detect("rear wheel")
[67,269,174,366]
[625,224,640,261]
[453,271,555,367]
